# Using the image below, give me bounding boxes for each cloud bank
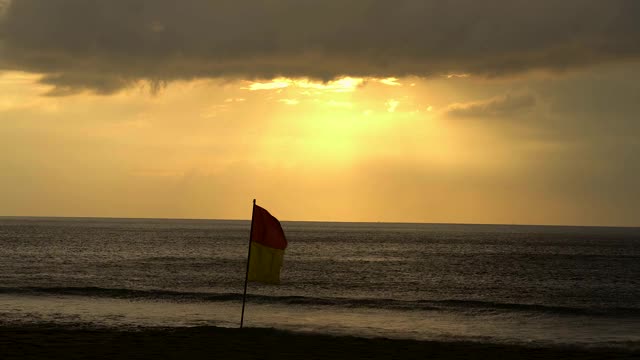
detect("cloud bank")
[1,0,639,94]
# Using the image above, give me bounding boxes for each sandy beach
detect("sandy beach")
[1,325,637,360]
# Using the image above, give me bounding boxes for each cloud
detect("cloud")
[0,0,10,16]
[379,78,401,86]
[445,93,537,118]
[445,74,470,79]
[278,98,299,106]
[326,100,352,108]
[1,0,639,94]
[386,99,400,113]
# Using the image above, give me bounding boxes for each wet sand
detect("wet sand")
[0,325,637,360]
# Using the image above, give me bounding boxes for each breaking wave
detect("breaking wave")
[1,286,638,318]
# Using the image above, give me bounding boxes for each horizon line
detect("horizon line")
[0,215,638,230]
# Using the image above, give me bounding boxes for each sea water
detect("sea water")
[0,217,638,349]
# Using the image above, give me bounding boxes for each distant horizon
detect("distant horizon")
[2,214,638,230]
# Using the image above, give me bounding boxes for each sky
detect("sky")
[1,0,639,226]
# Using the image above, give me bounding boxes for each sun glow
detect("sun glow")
[260,109,367,167]
[242,76,461,170]
[0,71,522,222]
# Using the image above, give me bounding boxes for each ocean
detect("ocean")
[1,217,638,350]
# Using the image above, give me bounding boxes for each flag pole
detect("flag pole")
[240,198,256,328]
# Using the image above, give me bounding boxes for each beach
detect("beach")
[2,325,638,360]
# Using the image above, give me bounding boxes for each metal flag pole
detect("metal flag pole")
[240,199,256,328]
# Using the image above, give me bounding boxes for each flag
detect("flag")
[248,204,288,284]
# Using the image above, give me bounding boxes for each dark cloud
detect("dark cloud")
[444,93,537,118]
[1,0,639,94]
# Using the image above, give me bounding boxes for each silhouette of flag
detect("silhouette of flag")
[248,204,288,284]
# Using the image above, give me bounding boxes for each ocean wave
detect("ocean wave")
[1,286,638,318]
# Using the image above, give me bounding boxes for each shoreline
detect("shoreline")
[1,325,637,360]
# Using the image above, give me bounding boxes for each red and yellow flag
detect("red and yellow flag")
[248,204,288,284]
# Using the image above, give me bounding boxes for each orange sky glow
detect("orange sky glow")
[1,1,639,226]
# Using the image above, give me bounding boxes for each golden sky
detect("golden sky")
[1,1,639,226]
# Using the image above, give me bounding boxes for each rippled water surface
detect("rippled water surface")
[1,217,639,348]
